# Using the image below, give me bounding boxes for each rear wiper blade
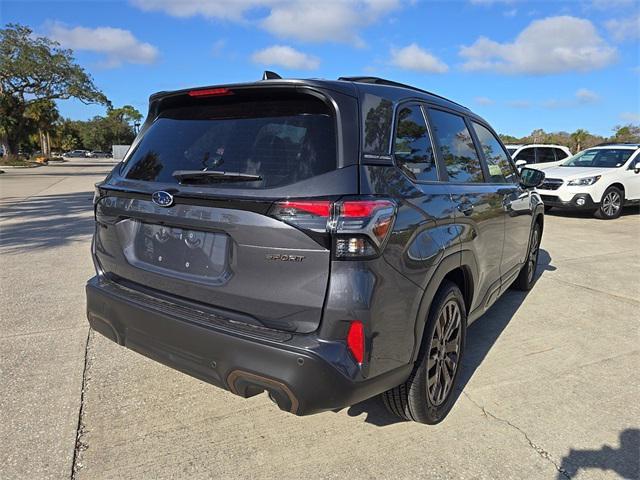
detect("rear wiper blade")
[172,170,262,182]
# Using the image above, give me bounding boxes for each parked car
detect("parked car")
[87,75,546,424]
[64,149,89,158]
[536,143,640,219]
[506,144,571,169]
[89,150,113,158]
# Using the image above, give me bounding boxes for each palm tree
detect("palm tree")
[570,129,588,153]
[25,100,60,157]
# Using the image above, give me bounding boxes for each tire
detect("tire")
[512,222,541,291]
[381,281,467,424]
[595,186,623,220]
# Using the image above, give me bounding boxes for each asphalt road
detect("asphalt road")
[1,159,638,480]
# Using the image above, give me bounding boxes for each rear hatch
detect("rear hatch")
[94,85,359,333]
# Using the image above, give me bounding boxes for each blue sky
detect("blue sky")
[3,0,639,137]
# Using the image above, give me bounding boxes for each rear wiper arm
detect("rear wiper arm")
[172,170,262,182]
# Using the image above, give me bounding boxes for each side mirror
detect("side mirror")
[515,159,527,169]
[520,167,545,188]
[635,163,640,174]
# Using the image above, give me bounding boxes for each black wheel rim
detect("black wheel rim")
[527,228,540,284]
[602,191,621,217]
[427,300,462,406]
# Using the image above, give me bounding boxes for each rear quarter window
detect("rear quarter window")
[121,94,336,189]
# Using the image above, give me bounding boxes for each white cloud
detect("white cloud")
[47,23,159,68]
[620,112,640,123]
[460,16,617,74]
[606,15,640,42]
[591,0,635,9]
[390,43,449,73]
[130,0,402,45]
[539,88,600,109]
[251,45,319,70]
[575,88,599,103]
[474,96,494,106]
[507,100,531,109]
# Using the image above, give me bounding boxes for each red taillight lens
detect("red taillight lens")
[270,200,332,232]
[339,200,394,218]
[275,200,331,217]
[346,320,365,364]
[188,87,233,97]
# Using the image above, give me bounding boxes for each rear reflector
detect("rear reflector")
[188,87,233,97]
[346,321,365,364]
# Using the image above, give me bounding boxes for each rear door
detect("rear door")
[535,147,557,164]
[94,87,358,333]
[426,108,506,313]
[470,122,532,281]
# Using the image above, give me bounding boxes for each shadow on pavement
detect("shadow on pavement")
[547,205,639,219]
[0,191,95,252]
[557,429,639,479]
[344,248,555,427]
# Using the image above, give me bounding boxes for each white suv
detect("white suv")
[535,144,640,219]
[506,144,572,168]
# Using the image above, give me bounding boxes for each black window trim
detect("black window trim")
[424,106,487,185]
[390,100,444,184]
[469,119,520,186]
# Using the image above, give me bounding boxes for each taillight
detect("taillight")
[269,198,396,259]
[346,320,365,364]
[269,200,332,232]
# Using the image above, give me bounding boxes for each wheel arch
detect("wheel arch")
[606,182,626,200]
[410,252,475,364]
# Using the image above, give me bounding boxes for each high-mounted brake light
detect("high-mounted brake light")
[188,87,233,98]
[347,321,365,364]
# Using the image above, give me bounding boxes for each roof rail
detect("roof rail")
[593,142,640,147]
[338,76,469,110]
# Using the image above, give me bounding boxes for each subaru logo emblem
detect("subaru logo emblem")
[152,191,174,207]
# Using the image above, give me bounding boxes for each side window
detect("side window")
[472,122,518,183]
[393,104,438,182]
[536,147,556,163]
[429,109,484,183]
[515,147,536,163]
[554,148,569,160]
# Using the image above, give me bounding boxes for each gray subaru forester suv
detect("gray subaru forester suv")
[87,75,545,424]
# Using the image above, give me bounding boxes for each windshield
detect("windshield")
[562,149,634,168]
[121,94,336,188]
[506,147,517,155]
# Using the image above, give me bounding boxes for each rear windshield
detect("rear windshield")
[121,94,336,188]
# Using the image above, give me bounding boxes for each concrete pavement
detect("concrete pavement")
[1,159,638,479]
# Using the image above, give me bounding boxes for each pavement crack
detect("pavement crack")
[463,391,571,479]
[70,328,94,480]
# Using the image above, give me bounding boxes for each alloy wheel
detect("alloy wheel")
[602,191,621,217]
[527,228,540,284]
[426,300,462,406]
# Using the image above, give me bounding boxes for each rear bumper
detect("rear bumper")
[539,193,597,210]
[86,276,411,415]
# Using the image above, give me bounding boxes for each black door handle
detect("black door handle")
[457,202,474,216]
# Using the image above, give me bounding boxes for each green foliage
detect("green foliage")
[612,124,640,143]
[54,104,142,152]
[0,23,109,156]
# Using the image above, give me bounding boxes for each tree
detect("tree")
[0,24,109,156]
[570,129,589,153]
[612,124,640,143]
[25,100,60,156]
